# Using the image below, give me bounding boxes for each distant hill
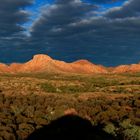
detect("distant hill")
[0,54,107,74]
[1,54,140,74]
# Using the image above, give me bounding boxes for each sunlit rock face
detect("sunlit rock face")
[0,63,9,73]
[113,64,140,73]
[1,54,140,74]
[0,54,108,74]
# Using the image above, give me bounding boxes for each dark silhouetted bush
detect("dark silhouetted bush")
[26,115,116,140]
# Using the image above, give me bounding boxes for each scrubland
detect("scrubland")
[0,73,140,140]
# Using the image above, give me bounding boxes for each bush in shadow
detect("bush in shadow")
[26,115,116,140]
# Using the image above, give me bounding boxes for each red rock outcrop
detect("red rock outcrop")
[0,63,9,73]
[112,64,140,73]
[9,63,23,73]
[1,54,140,74]
[71,60,107,74]
[0,54,108,74]
[112,65,130,73]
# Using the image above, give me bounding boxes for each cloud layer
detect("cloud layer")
[106,0,140,18]
[0,0,33,37]
[0,0,140,66]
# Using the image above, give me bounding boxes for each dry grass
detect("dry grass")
[1,73,140,95]
[0,73,140,140]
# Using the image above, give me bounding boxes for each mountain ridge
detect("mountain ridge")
[1,54,140,74]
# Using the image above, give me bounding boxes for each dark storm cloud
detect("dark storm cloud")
[30,0,140,43]
[28,0,140,66]
[31,0,96,37]
[105,0,140,18]
[0,0,34,63]
[32,0,139,41]
[0,0,33,37]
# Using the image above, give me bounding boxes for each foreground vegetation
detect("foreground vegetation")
[0,73,140,140]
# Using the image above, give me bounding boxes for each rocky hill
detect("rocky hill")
[112,64,140,73]
[0,54,107,74]
[1,54,140,74]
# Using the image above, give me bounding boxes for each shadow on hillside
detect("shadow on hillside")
[26,115,116,140]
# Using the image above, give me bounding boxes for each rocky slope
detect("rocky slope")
[112,64,140,73]
[0,63,8,72]
[1,54,140,74]
[0,54,107,74]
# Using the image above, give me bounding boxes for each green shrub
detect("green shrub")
[124,125,140,140]
[58,85,85,93]
[104,123,117,136]
[40,83,56,92]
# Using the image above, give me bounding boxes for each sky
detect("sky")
[0,0,140,66]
